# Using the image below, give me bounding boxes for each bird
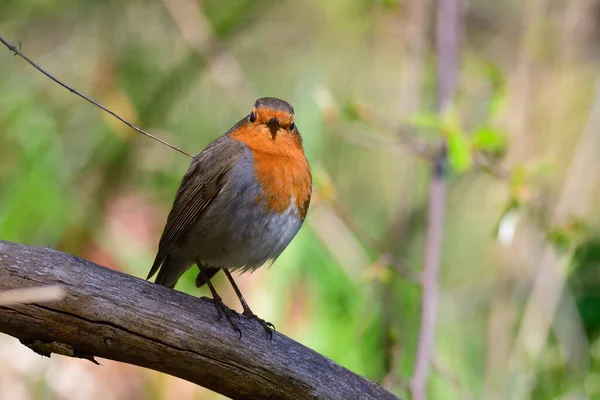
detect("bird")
[147,97,312,338]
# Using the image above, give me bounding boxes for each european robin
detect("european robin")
[147,97,312,338]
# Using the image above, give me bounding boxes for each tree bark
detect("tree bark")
[0,240,398,400]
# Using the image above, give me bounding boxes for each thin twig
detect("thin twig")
[473,152,510,180]
[378,253,422,285]
[410,152,447,400]
[337,104,511,179]
[341,101,436,159]
[332,125,434,160]
[409,0,462,398]
[320,190,421,284]
[397,0,433,117]
[432,360,475,400]
[0,35,193,158]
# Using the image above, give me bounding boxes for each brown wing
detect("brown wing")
[146,135,244,280]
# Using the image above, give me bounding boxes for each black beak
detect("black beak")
[266,118,280,139]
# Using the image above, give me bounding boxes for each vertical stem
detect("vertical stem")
[410,157,447,400]
[506,73,600,397]
[398,0,434,117]
[560,0,591,65]
[435,0,460,112]
[483,0,546,396]
[508,0,544,162]
[410,0,461,399]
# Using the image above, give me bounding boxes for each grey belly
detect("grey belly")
[176,156,303,271]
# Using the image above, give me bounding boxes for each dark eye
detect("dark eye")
[249,112,256,123]
[289,122,295,130]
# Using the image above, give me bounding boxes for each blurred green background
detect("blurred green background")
[2,0,600,399]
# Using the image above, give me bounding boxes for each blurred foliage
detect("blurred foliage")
[1,0,600,399]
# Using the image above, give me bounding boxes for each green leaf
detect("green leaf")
[447,130,472,173]
[547,218,589,254]
[341,99,361,121]
[473,126,507,155]
[442,105,462,134]
[547,229,572,253]
[529,160,554,178]
[407,112,444,131]
[441,106,472,172]
[509,165,527,188]
[481,60,507,118]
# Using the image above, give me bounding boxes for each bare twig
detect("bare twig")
[398,0,433,117]
[507,0,545,163]
[432,360,475,400]
[560,0,592,65]
[336,104,510,179]
[0,240,398,400]
[379,253,422,285]
[0,35,193,158]
[331,126,433,160]
[357,110,436,158]
[473,152,510,180]
[409,152,447,400]
[409,0,462,398]
[325,196,421,284]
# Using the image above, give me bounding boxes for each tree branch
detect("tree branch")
[0,240,398,400]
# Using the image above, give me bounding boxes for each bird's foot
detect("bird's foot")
[202,296,242,338]
[243,309,275,340]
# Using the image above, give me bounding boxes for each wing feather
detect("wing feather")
[147,135,244,280]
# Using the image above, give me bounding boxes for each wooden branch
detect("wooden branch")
[0,240,398,400]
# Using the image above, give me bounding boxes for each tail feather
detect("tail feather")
[146,257,162,281]
[195,266,220,288]
[152,254,190,289]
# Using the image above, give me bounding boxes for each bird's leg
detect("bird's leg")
[223,269,275,339]
[198,264,241,338]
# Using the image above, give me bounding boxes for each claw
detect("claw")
[243,310,275,340]
[204,297,242,339]
[222,269,275,340]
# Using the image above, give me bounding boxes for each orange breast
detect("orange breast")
[229,124,312,219]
